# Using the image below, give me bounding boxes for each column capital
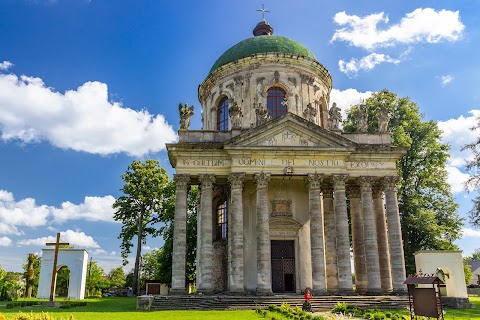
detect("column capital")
[372,186,384,199]
[199,174,216,190]
[357,176,375,192]
[306,173,324,190]
[332,174,348,191]
[383,176,401,192]
[174,174,190,189]
[347,186,361,198]
[228,172,246,189]
[254,172,271,189]
[322,184,334,198]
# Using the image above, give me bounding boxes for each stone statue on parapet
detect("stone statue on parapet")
[229,101,243,129]
[255,103,271,126]
[355,100,369,133]
[179,103,194,130]
[303,102,317,123]
[378,99,390,133]
[327,102,342,130]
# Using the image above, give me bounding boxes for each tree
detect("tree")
[86,261,109,295]
[464,263,473,286]
[462,119,480,227]
[471,248,480,261]
[112,159,174,294]
[157,185,198,285]
[108,267,126,288]
[141,248,163,281]
[23,254,40,298]
[343,89,463,274]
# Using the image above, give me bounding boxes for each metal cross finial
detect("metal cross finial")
[256,4,270,21]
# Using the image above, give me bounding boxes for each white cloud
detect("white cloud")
[330,88,373,120]
[438,110,480,168]
[339,53,400,77]
[0,72,177,156]
[0,189,117,235]
[52,195,116,223]
[0,236,12,247]
[0,61,13,71]
[331,8,464,50]
[462,228,480,238]
[17,229,100,248]
[446,166,471,194]
[440,75,454,86]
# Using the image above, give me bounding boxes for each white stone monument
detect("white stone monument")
[415,250,472,308]
[37,249,88,300]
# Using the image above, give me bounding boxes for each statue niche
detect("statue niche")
[229,101,243,130]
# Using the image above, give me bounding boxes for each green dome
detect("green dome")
[210,35,318,74]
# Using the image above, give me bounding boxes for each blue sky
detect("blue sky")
[1,0,480,273]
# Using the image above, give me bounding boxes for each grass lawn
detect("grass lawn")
[0,296,479,320]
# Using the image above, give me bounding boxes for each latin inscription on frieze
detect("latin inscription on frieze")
[349,161,389,169]
[181,159,228,167]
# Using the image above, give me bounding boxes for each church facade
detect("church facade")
[167,20,407,296]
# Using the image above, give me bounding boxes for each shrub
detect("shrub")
[312,316,324,320]
[11,312,75,320]
[0,313,6,320]
[373,312,386,320]
[364,312,373,319]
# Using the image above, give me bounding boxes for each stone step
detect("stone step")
[148,295,409,311]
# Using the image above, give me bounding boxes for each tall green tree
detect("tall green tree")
[462,123,480,226]
[86,261,109,295]
[343,89,463,274]
[23,254,40,298]
[113,159,174,294]
[108,267,126,287]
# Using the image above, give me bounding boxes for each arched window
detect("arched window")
[217,97,229,131]
[216,197,228,240]
[267,87,287,119]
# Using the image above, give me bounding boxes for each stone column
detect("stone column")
[255,172,272,295]
[358,176,382,294]
[228,172,246,293]
[170,174,190,295]
[348,187,367,294]
[332,174,353,294]
[373,187,393,293]
[307,173,327,295]
[323,185,339,294]
[383,176,407,293]
[197,174,216,294]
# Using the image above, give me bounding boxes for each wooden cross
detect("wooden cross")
[256,4,270,21]
[46,233,69,302]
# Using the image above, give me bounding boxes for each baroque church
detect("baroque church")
[166,18,407,296]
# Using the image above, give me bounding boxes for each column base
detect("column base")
[169,289,187,295]
[337,288,356,296]
[255,289,274,296]
[311,289,329,296]
[392,288,408,296]
[365,288,384,296]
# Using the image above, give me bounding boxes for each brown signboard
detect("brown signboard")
[412,288,438,318]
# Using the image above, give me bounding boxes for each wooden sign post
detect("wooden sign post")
[46,233,69,302]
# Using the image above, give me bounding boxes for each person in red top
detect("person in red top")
[302,288,312,312]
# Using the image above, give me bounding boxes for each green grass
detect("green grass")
[1,296,479,320]
[0,297,259,320]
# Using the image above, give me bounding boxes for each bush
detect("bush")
[0,313,6,320]
[312,316,324,320]
[373,312,386,320]
[364,312,373,319]
[11,312,75,320]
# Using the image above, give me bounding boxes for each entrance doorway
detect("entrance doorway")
[271,240,295,293]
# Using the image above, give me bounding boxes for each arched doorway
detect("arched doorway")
[55,265,70,297]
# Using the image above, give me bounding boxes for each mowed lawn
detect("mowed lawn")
[1,296,480,320]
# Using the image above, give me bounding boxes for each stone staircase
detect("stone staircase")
[149,295,409,311]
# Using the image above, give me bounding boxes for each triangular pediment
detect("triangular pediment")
[224,113,357,149]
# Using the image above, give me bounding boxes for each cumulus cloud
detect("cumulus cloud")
[446,166,472,194]
[0,189,117,235]
[0,61,13,71]
[330,88,373,120]
[0,72,177,156]
[0,236,12,246]
[440,75,454,86]
[339,53,400,77]
[438,110,480,168]
[331,8,464,50]
[52,196,117,223]
[462,228,480,238]
[17,229,100,248]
